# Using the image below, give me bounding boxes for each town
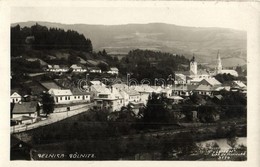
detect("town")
[10,24,247,160]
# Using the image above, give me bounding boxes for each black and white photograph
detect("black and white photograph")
[1,0,259,165]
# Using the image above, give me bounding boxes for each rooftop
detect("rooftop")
[12,102,37,114]
[48,89,73,96]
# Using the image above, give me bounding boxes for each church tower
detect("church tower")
[216,50,222,74]
[190,55,197,75]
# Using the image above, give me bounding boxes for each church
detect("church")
[174,51,238,85]
[215,51,238,77]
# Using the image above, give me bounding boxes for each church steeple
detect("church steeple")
[217,50,222,74]
[190,54,197,75]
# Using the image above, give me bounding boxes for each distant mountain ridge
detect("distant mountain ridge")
[12,21,247,67]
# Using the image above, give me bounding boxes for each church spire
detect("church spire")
[217,50,222,74]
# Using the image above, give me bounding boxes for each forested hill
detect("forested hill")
[118,49,190,81]
[11,24,93,57]
[12,21,247,67]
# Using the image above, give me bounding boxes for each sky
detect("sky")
[10,1,253,31]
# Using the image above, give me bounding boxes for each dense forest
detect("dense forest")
[118,49,190,81]
[11,23,93,57]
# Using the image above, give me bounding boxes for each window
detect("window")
[68,96,70,100]
[60,97,62,100]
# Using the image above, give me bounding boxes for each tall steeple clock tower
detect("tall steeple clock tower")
[216,50,222,74]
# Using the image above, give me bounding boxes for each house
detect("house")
[70,64,87,72]
[161,87,173,98]
[94,87,124,112]
[150,86,164,94]
[220,70,238,77]
[49,88,91,104]
[107,67,119,75]
[174,73,187,84]
[88,67,102,73]
[11,102,37,123]
[11,92,22,103]
[90,84,110,100]
[71,88,91,103]
[131,85,154,105]
[59,65,69,72]
[48,89,73,104]
[90,80,106,87]
[187,77,204,85]
[114,86,141,106]
[172,85,189,96]
[46,65,61,72]
[194,85,213,96]
[167,96,184,104]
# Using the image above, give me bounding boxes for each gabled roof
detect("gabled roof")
[122,88,140,96]
[53,65,60,69]
[70,64,83,69]
[214,95,223,100]
[90,81,105,86]
[110,67,119,71]
[195,85,212,91]
[12,102,37,114]
[71,88,91,95]
[232,81,246,88]
[113,83,128,90]
[41,82,62,90]
[91,85,111,94]
[48,89,73,96]
[132,85,155,93]
[200,78,221,86]
[11,92,21,98]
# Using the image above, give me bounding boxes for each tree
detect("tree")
[97,62,109,72]
[141,93,170,128]
[68,55,80,65]
[41,92,55,116]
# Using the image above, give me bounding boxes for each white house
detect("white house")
[48,89,73,104]
[107,67,119,75]
[88,67,102,73]
[11,102,37,124]
[70,64,87,72]
[94,87,124,112]
[11,92,22,103]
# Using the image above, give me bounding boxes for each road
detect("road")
[11,103,93,134]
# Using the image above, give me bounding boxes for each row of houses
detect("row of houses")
[45,64,119,75]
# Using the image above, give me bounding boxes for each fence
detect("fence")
[11,103,93,134]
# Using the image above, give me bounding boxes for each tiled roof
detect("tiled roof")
[71,88,91,95]
[195,85,212,91]
[48,89,73,96]
[12,102,37,114]
[200,78,221,86]
[41,82,62,90]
